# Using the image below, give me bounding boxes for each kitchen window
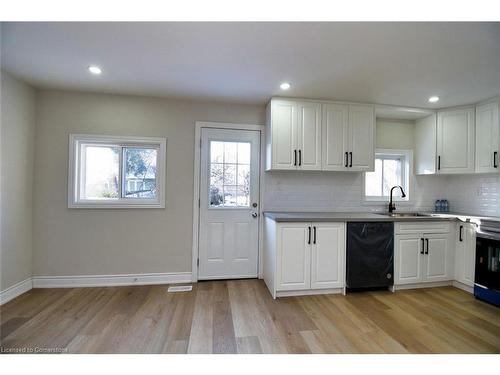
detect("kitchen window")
[68,134,166,208]
[364,149,411,202]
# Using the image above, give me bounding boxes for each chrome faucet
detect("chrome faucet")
[389,186,406,213]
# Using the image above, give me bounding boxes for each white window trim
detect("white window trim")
[362,148,412,205]
[68,134,167,209]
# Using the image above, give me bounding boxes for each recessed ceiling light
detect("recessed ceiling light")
[428,96,439,103]
[88,66,102,75]
[280,82,291,90]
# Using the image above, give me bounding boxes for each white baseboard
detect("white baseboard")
[452,280,474,294]
[32,272,193,288]
[275,287,343,298]
[0,278,33,305]
[393,280,453,291]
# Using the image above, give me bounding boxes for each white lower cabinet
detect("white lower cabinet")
[394,224,453,286]
[266,220,345,298]
[276,223,311,291]
[311,223,345,289]
[454,222,477,287]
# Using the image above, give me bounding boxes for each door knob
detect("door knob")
[252,212,258,218]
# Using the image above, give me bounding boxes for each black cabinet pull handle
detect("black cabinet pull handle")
[308,226,311,245]
[294,150,297,166]
[425,238,429,254]
[420,238,424,254]
[345,152,348,167]
[349,152,353,167]
[313,226,317,244]
[299,149,302,166]
[494,151,498,168]
[459,225,463,242]
[438,155,441,170]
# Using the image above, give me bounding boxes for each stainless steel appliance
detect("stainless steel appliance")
[475,220,500,307]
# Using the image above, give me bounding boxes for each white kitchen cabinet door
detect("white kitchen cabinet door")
[348,104,375,171]
[455,223,476,286]
[321,103,349,171]
[395,235,423,285]
[415,114,437,175]
[437,108,475,174]
[475,102,499,173]
[270,100,298,170]
[311,223,345,289]
[276,223,311,291]
[297,102,322,170]
[423,234,452,282]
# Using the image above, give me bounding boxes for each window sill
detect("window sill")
[69,201,165,209]
[362,199,412,206]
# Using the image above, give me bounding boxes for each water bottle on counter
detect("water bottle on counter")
[443,199,449,212]
[435,199,442,212]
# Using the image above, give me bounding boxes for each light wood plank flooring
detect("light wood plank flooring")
[1,280,499,353]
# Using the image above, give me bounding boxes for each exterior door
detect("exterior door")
[276,223,311,291]
[322,103,349,171]
[198,128,260,279]
[297,101,321,170]
[423,234,450,282]
[395,235,423,285]
[348,104,375,171]
[311,223,345,289]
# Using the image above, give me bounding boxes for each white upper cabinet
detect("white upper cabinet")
[322,103,349,171]
[267,100,297,170]
[475,101,500,173]
[266,99,320,171]
[348,104,375,171]
[297,101,322,170]
[266,98,374,172]
[436,108,475,174]
[415,114,437,175]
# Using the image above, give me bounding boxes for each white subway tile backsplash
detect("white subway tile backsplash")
[263,172,445,213]
[446,175,500,216]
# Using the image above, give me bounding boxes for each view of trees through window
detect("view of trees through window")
[81,145,157,200]
[209,141,250,207]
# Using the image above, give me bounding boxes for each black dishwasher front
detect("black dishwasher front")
[346,222,394,291]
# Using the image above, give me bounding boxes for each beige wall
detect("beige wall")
[33,90,265,277]
[376,118,415,150]
[1,71,36,291]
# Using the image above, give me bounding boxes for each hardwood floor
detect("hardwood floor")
[1,280,499,353]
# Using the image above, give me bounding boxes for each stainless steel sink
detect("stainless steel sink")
[375,212,431,218]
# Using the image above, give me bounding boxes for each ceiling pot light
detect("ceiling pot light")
[88,66,102,75]
[280,82,291,90]
[428,96,439,103]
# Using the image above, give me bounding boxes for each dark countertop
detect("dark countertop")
[263,211,500,223]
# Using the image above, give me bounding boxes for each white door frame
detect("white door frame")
[192,121,265,282]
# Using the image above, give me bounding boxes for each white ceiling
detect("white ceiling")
[2,22,500,108]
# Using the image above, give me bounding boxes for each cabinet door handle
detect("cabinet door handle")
[298,149,302,166]
[494,151,498,168]
[313,226,317,244]
[349,152,353,168]
[294,150,297,166]
[420,238,424,254]
[438,155,441,171]
[459,225,463,242]
[345,152,348,167]
[308,226,311,245]
[425,238,429,254]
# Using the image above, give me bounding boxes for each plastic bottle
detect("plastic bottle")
[443,200,449,212]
